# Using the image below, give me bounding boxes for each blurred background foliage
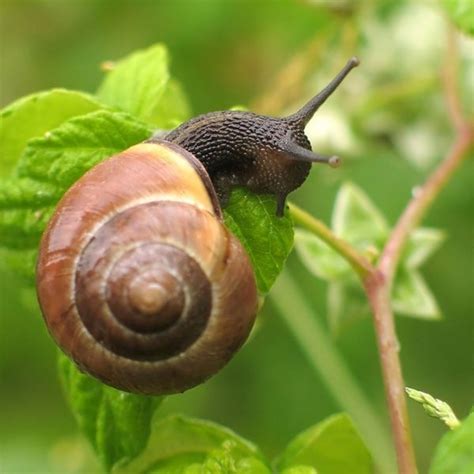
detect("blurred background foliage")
[0,0,472,473]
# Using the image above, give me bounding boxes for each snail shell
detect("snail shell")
[36,141,258,395]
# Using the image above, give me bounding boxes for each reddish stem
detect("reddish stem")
[363,27,473,474]
[364,270,417,473]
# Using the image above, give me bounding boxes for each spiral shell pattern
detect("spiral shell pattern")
[36,142,258,394]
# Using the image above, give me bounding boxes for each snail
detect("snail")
[36,57,359,395]
[164,57,359,216]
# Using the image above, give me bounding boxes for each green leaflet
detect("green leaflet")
[0,89,103,177]
[281,467,318,474]
[182,441,271,474]
[294,229,351,282]
[392,268,441,319]
[294,182,444,332]
[430,411,474,474]
[152,80,192,129]
[58,354,163,471]
[16,109,152,187]
[224,189,294,295]
[113,414,267,474]
[98,44,172,127]
[275,413,373,474]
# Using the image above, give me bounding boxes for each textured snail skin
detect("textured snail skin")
[36,142,258,395]
[165,112,312,216]
[165,57,359,216]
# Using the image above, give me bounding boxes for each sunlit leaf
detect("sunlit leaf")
[0,89,102,177]
[403,228,446,269]
[224,189,294,295]
[113,415,266,474]
[58,354,163,471]
[332,182,388,249]
[281,467,318,474]
[275,413,373,474]
[294,229,351,281]
[97,44,172,127]
[430,412,474,474]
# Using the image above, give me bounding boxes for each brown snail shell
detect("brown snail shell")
[36,141,258,395]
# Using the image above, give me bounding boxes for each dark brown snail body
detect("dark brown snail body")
[165,57,359,216]
[36,58,359,395]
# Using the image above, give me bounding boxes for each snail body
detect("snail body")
[36,58,359,394]
[165,56,359,216]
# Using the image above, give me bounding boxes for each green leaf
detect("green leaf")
[294,229,351,281]
[113,414,266,474]
[97,44,173,127]
[332,182,388,250]
[403,228,446,269]
[281,467,318,474]
[182,441,271,474]
[275,413,373,474]
[442,0,474,36]
[0,89,102,177]
[0,109,151,277]
[58,353,163,471]
[430,412,474,474]
[392,268,441,319]
[152,79,192,129]
[224,189,294,294]
[17,109,151,187]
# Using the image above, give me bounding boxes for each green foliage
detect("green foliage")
[114,418,268,474]
[97,44,190,128]
[59,354,163,471]
[0,89,102,177]
[0,41,297,473]
[16,110,152,187]
[442,0,474,36]
[295,182,444,334]
[1,0,472,470]
[275,414,372,474]
[430,411,474,474]
[225,189,294,294]
[281,467,318,474]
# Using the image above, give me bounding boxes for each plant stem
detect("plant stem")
[364,28,473,474]
[366,125,472,474]
[364,270,417,474]
[379,129,472,283]
[289,202,373,279]
[289,39,472,474]
[272,271,396,474]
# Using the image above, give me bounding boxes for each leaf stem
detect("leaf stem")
[288,202,373,279]
[271,271,396,474]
